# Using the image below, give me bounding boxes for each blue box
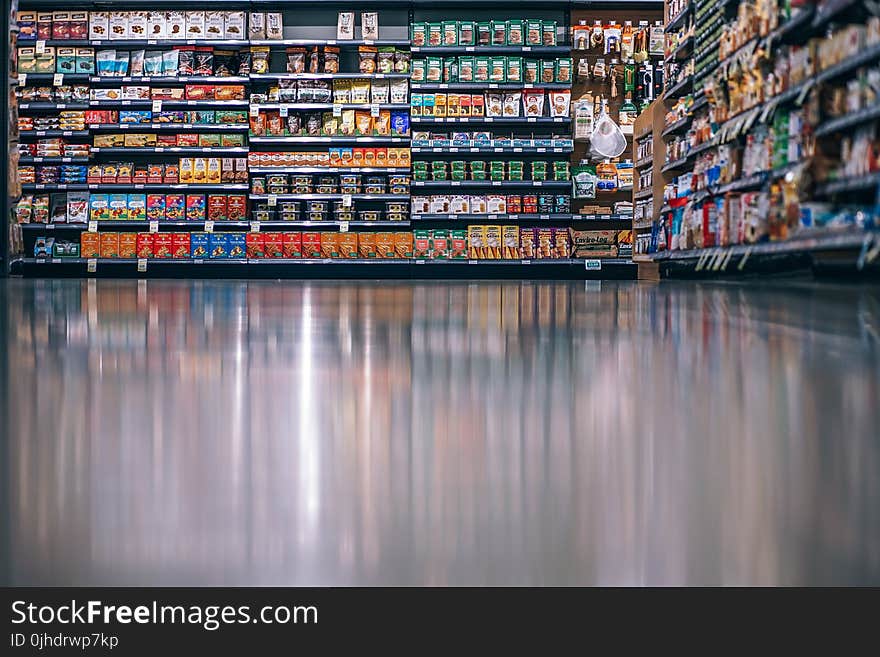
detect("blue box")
[190,232,209,259]
[227,233,246,259]
[208,233,229,259]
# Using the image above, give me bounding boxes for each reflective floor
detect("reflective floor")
[2,278,880,586]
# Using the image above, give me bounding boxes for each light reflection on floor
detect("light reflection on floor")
[3,278,879,585]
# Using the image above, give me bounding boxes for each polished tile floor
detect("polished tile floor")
[2,278,879,586]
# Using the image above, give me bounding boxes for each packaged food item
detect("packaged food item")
[266,12,283,40]
[556,58,572,84]
[80,232,100,258]
[171,233,190,258]
[185,11,205,40]
[337,12,354,40]
[503,92,521,117]
[523,90,544,117]
[491,20,507,46]
[99,232,118,258]
[135,232,154,258]
[118,233,137,258]
[411,23,427,47]
[543,21,558,46]
[207,233,227,258]
[490,57,506,83]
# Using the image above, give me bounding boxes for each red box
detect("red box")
[171,233,190,258]
[207,195,228,221]
[282,232,302,258]
[263,233,284,258]
[245,233,265,258]
[153,234,173,258]
[227,195,247,221]
[136,233,154,258]
[302,232,321,258]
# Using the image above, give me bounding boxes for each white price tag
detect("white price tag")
[339,221,349,232]
[333,104,343,117]
[342,194,353,208]
[451,181,461,186]
[449,147,458,153]
[53,73,64,87]
[527,117,536,123]
[147,39,157,45]
[370,103,380,117]
[250,105,260,117]
[149,221,159,233]
[18,73,26,86]
[415,259,425,264]
[137,259,148,272]
[584,259,602,271]
[120,124,129,129]
[468,259,478,265]
[250,221,261,232]
[465,46,475,52]
[88,220,98,232]
[513,147,522,152]
[268,194,277,206]
[521,259,531,264]
[523,46,532,52]
[87,259,97,273]
[36,40,47,54]
[279,105,289,117]
[152,100,162,113]
[204,220,214,233]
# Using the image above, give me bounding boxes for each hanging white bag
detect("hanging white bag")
[590,108,627,158]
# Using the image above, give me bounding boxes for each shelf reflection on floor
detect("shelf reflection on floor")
[3,278,880,585]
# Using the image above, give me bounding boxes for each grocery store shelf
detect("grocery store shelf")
[661,157,690,173]
[20,130,89,138]
[19,102,90,110]
[251,103,411,111]
[817,41,880,84]
[88,100,249,107]
[815,172,880,196]
[688,140,716,158]
[250,73,410,80]
[635,156,653,169]
[90,147,249,154]
[21,220,411,231]
[661,116,691,137]
[412,180,569,189]
[87,39,250,47]
[411,82,571,91]
[89,123,249,131]
[412,116,569,124]
[634,188,653,201]
[709,172,767,195]
[23,183,250,191]
[411,45,570,55]
[664,75,692,99]
[20,73,90,82]
[249,136,409,144]
[21,184,89,191]
[412,146,573,154]
[669,37,694,62]
[769,6,816,44]
[665,3,693,33]
[249,39,410,47]
[89,76,249,84]
[250,194,408,200]
[19,156,89,163]
[815,103,880,137]
[412,213,631,222]
[248,167,410,174]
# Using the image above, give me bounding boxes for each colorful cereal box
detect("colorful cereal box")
[152,233,172,258]
[246,232,265,258]
[80,232,100,258]
[99,232,119,258]
[165,194,185,220]
[450,230,467,259]
[393,231,413,259]
[320,232,340,258]
[502,225,520,259]
[282,232,302,258]
[301,232,321,258]
[135,233,154,258]
[118,233,137,258]
[263,232,284,258]
[109,194,128,220]
[484,225,501,259]
[89,194,110,221]
[468,224,485,259]
[520,227,536,259]
[413,230,430,258]
[227,233,246,258]
[227,195,247,220]
[190,232,209,258]
[208,233,228,258]
[147,194,165,221]
[430,229,448,259]
[186,194,206,221]
[358,233,376,258]
[127,194,147,221]
[207,195,227,221]
[171,233,190,258]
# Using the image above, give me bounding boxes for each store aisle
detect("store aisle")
[3,278,880,586]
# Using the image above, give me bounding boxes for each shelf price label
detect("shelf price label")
[342,194,353,208]
[250,104,260,117]
[339,221,349,233]
[333,104,343,117]
[370,103,380,117]
[584,259,602,271]
[152,99,163,113]
[137,259,148,272]
[53,73,64,87]
[88,220,98,232]
[87,259,97,273]
[204,221,215,233]
[36,40,47,54]
[149,221,159,233]
[279,105,289,117]
[250,221,261,233]
[18,73,27,86]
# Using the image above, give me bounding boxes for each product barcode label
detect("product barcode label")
[149,221,159,233]
[370,104,380,117]
[250,105,260,117]
[521,259,531,264]
[53,73,63,86]
[468,260,478,264]
[268,194,277,207]
[36,40,46,54]
[279,105,289,117]
[204,221,214,233]
[152,100,162,113]
[137,259,148,272]
[342,194,353,208]
[339,221,349,233]
[333,104,342,117]
[18,73,26,86]
[250,221,261,232]
[88,221,98,232]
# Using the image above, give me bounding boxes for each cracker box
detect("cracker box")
[393,231,413,259]
[227,233,246,258]
[207,195,228,221]
[118,233,137,258]
[109,194,128,220]
[165,194,185,220]
[208,233,228,258]
[153,233,173,258]
[358,232,376,258]
[413,230,431,258]
[171,233,190,258]
[246,232,265,258]
[430,229,448,259]
[127,194,147,221]
[553,227,571,258]
[372,232,391,258]
[167,11,185,40]
[89,194,110,221]
[99,232,119,258]
[320,232,340,258]
[468,225,485,259]
[227,195,247,220]
[186,194,206,221]
[338,232,358,258]
[135,233,154,258]
[263,232,284,258]
[282,232,302,258]
[36,13,53,40]
[502,225,520,259]
[450,230,467,259]
[147,194,165,220]
[192,158,207,183]
[80,232,100,258]
[190,232,209,258]
[301,232,321,258]
[520,227,537,259]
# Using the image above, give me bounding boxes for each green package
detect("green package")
[542,21,557,46]
[442,21,458,46]
[555,58,572,84]
[459,21,476,46]
[477,22,491,46]
[458,55,475,82]
[490,20,507,46]
[474,56,490,82]
[490,56,506,83]
[507,20,524,46]
[427,23,443,47]
[506,57,522,83]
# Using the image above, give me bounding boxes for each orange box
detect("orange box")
[282,232,302,258]
[393,231,413,259]
[118,233,137,258]
[358,232,376,258]
[171,233,190,258]
[80,232,100,258]
[338,232,358,258]
[153,233,172,258]
[320,232,340,258]
[302,232,321,258]
[135,233,154,258]
[375,232,394,258]
[99,232,119,258]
